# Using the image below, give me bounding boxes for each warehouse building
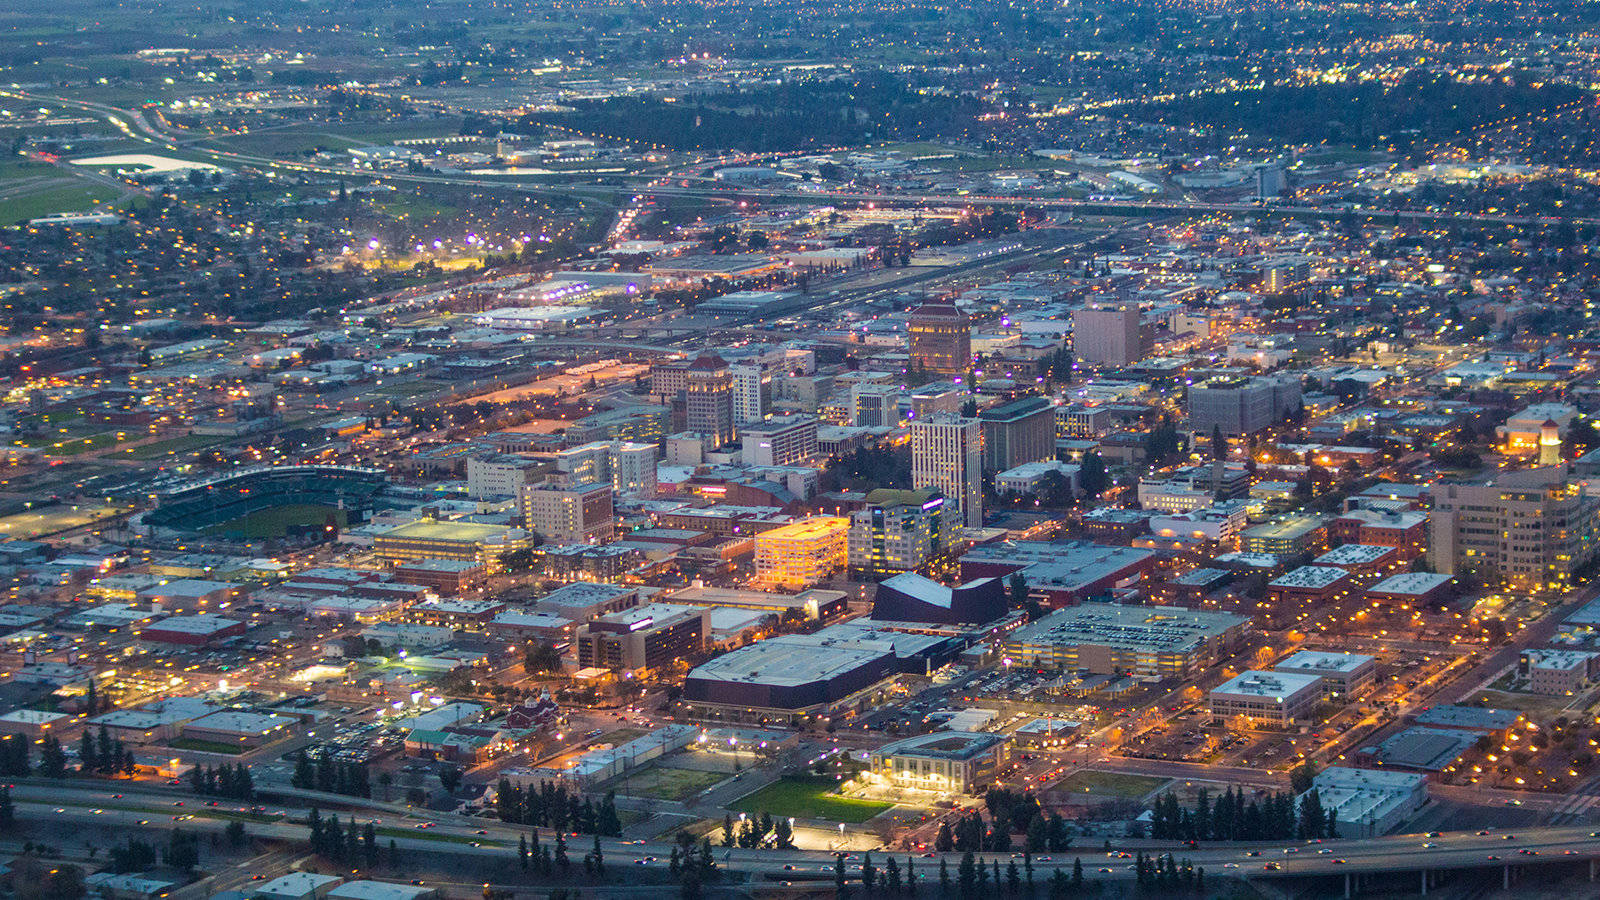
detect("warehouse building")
[182,710,296,748]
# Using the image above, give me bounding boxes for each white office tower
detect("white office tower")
[912,415,984,528]
[730,363,771,426]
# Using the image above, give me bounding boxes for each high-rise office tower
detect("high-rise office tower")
[979,396,1055,473]
[684,355,735,447]
[912,414,983,528]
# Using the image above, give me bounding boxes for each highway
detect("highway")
[14,779,1600,884]
[9,89,1599,232]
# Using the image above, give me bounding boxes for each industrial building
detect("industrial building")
[1302,767,1427,837]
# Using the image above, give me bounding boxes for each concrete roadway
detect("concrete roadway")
[15,780,1600,884]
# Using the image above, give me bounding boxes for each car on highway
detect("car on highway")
[1263,863,1281,871]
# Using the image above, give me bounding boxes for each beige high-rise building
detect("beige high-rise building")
[912,414,983,528]
[908,302,971,375]
[519,482,616,544]
[1429,464,1600,593]
[1071,304,1142,367]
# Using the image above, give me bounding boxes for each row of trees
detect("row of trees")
[1145,787,1337,842]
[308,808,382,867]
[188,762,254,800]
[109,831,201,874]
[919,852,1096,898]
[720,811,795,849]
[79,726,136,777]
[291,752,372,797]
[934,795,1078,854]
[493,780,624,836]
[1132,852,1204,892]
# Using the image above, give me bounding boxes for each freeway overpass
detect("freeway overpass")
[14,779,1600,894]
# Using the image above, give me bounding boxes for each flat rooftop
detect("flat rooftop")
[1368,572,1454,596]
[1212,669,1323,700]
[380,520,525,542]
[688,635,891,688]
[1008,603,1249,654]
[875,731,1005,761]
[1269,566,1349,590]
[1275,650,1374,675]
[1367,727,1479,771]
[1313,544,1395,567]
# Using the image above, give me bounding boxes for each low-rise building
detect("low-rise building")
[1002,603,1251,681]
[1273,650,1377,698]
[1209,670,1322,725]
[869,731,1007,794]
[1303,767,1427,837]
[1365,572,1455,608]
[1519,648,1600,695]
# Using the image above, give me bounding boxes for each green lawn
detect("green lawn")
[620,767,729,801]
[166,738,245,755]
[48,432,128,456]
[729,777,892,824]
[117,433,225,460]
[368,380,446,397]
[0,181,123,225]
[1056,770,1170,800]
[203,504,347,539]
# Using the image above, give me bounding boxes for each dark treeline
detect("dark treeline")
[1137,72,1585,150]
[526,74,989,152]
[1147,788,1337,842]
[495,779,623,837]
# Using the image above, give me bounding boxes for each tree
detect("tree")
[1007,573,1029,610]
[225,821,247,847]
[164,829,200,871]
[836,855,850,897]
[1211,424,1227,461]
[38,736,65,779]
[524,642,563,674]
[438,764,462,793]
[935,821,955,852]
[1290,762,1320,795]
[0,787,12,829]
[860,851,876,892]
[1078,451,1108,498]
